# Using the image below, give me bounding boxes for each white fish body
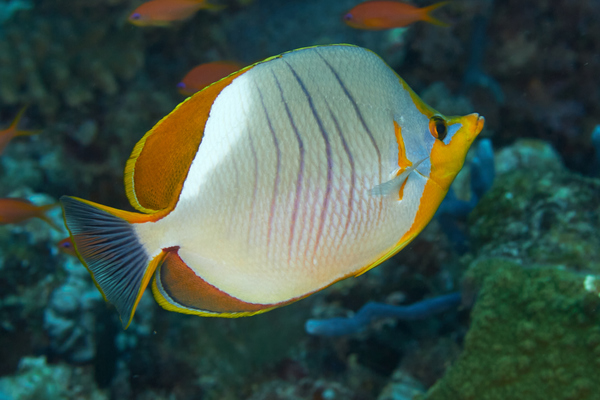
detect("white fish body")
[61,45,484,326]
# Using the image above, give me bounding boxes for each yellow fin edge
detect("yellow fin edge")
[124,251,167,328]
[124,44,361,214]
[150,277,279,318]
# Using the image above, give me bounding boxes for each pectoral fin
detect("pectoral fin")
[368,158,426,198]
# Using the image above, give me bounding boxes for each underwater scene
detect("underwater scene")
[1,0,600,399]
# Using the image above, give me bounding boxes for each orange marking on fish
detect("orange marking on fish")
[0,198,59,230]
[159,250,274,313]
[59,45,485,327]
[178,61,243,96]
[126,63,256,213]
[0,106,42,155]
[343,1,449,30]
[394,121,412,200]
[394,120,412,170]
[128,0,224,27]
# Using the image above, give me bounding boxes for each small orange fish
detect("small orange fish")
[177,61,243,96]
[0,198,60,231]
[0,106,42,155]
[128,0,223,27]
[343,1,449,30]
[58,237,78,257]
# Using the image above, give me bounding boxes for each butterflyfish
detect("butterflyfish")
[0,106,42,155]
[0,198,59,230]
[178,61,244,96]
[128,0,223,27]
[61,45,484,328]
[343,1,449,30]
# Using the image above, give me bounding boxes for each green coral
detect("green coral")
[468,169,600,272]
[416,150,600,400]
[0,356,106,400]
[420,258,600,400]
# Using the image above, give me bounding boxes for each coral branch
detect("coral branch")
[305,292,461,337]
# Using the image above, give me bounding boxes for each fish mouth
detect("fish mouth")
[458,113,485,143]
[446,113,485,142]
[475,114,485,135]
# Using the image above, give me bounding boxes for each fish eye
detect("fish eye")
[177,82,186,89]
[131,12,141,20]
[343,13,353,21]
[429,116,447,141]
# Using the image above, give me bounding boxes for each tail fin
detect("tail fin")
[60,196,163,328]
[420,1,450,27]
[8,106,43,137]
[198,0,226,11]
[14,128,43,138]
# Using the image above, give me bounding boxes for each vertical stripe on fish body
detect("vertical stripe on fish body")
[61,45,484,327]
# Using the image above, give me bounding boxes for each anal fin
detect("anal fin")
[152,251,277,317]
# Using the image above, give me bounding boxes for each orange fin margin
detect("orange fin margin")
[152,250,275,316]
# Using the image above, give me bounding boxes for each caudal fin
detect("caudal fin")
[8,106,43,137]
[420,1,450,27]
[189,0,225,11]
[60,196,163,328]
[202,0,226,11]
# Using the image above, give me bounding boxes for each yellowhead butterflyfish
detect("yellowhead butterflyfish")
[61,45,484,328]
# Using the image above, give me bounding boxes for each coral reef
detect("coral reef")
[0,356,105,400]
[420,259,600,400]
[468,167,600,271]
[43,256,102,363]
[378,370,425,400]
[0,0,599,397]
[414,138,600,399]
[493,138,564,176]
[0,0,31,25]
[0,4,144,116]
[0,192,66,374]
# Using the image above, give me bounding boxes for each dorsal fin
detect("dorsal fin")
[124,45,358,214]
[124,65,254,213]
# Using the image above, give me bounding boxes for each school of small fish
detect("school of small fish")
[2,1,479,328]
[0,107,57,233]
